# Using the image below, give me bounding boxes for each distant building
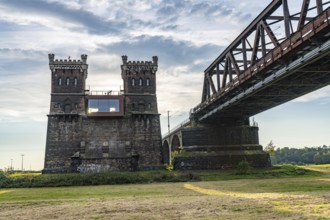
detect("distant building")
[43,54,164,173]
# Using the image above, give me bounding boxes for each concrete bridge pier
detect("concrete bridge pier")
[162,121,271,170]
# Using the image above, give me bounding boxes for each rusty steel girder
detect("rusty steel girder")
[195,0,330,119]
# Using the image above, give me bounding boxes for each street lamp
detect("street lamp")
[21,154,24,172]
[167,111,171,165]
[167,111,170,135]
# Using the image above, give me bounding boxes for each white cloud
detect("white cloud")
[158,68,202,114]
[294,86,330,103]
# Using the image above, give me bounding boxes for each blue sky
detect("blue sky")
[0,0,329,170]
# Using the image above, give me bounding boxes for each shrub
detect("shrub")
[0,171,8,182]
[281,164,306,175]
[0,170,203,188]
[165,164,173,171]
[236,160,252,175]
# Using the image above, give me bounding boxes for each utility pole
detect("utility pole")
[167,111,172,165]
[167,111,170,135]
[21,154,24,172]
[10,159,13,171]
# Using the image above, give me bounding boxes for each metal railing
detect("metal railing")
[87,90,124,96]
[162,118,191,139]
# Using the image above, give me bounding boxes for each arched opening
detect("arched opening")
[148,103,151,110]
[58,77,62,86]
[162,140,170,164]
[139,78,143,86]
[66,77,70,86]
[74,77,78,86]
[138,99,145,112]
[132,78,135,86]
[171,135,181,152]
[64,104,72,113]
[146,78,150,86]
[63,98,72,113]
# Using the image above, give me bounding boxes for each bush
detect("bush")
[236,160,252,175]
[281,164,306,175]
[0,170,202,188]
[0,171,8,184]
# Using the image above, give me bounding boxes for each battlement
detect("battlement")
[48,54,88,70]
[121,55,158,73]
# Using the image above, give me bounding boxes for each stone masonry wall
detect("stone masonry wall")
[78,114,162,172]
[181,125,259,147]
[206,125,259,145]
[43,116,82,173]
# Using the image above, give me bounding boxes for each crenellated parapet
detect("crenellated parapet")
[48,54,88,74]
[121,55,158,74]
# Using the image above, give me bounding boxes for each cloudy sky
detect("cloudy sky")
[0,0,329,170]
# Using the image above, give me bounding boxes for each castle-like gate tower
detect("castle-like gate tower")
[44,54,163,173]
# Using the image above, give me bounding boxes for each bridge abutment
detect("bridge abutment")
[170,124,270,170]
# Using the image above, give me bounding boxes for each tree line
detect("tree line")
[265,143,330,165]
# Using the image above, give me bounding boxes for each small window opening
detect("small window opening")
[74,77,78,86]
[66,77,70,86]
[139,78,143,86]
[132,78,135,86]
[58,77,62,86]
[146,78,150,86]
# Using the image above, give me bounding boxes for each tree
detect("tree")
[273,145,330,165]
[264,140,276,155]
[265,140,277,165]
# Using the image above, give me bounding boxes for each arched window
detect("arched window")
[148,103,151,110]
[66,77,70,86]
[139,78,143,86]
[64,104,71,113]
[146,78,150,86]
[138,99,145,112]
[132,78,135,86]
[58,77,62,86]
[74,77,78,86]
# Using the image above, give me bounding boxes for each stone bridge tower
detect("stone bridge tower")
[121,56,163,167]
[43,54,88,173]
[121,55,159,114]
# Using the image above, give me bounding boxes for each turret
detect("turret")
[120,56,159,114]
[48,54,88,114]
[121,55,158,94]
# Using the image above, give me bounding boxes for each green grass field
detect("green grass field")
[1,165,330,219]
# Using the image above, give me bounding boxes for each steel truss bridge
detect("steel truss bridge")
[189,0,330,125]
[161,0,330,169]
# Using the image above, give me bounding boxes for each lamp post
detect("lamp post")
[167,111,170,135]
[167,111,171,165]
[21,154,24,172]
[10,159,13,171]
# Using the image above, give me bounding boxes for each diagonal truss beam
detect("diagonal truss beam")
[201,0,330,102]
[205,0,283,73]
